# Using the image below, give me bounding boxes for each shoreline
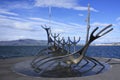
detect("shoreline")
[0,57,120,80]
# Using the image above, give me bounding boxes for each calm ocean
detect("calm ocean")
[0,46,120,59]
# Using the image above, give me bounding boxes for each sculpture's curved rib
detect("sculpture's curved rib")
[81,57,97,74]
[78,58,89,69]
[86,56,105,74]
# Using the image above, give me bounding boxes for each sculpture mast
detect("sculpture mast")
[48,5,52,25]
[41,5,52,46]
[86,4,90,43]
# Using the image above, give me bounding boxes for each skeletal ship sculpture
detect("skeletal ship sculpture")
[31,24,113,77]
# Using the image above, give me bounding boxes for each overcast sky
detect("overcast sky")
[0,0,119,44]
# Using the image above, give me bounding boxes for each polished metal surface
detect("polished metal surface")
[31,24,113,76]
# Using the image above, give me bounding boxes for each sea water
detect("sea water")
[0,46,120,59]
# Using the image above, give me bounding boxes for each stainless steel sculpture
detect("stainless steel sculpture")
[31,4,113,77]
[31,24,113,76]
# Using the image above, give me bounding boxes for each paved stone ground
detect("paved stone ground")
[0,56,120,80]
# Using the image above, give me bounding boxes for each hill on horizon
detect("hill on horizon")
[0,39,47,46]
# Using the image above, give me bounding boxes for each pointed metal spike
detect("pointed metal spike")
[96,24,112,36]
[100,28,113,37]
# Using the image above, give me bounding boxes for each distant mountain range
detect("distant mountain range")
[0,39,47,46]
[94,42,120,46]
[0,39,120,46]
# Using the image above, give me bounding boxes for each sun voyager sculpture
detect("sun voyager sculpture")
[13,4,113,78]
